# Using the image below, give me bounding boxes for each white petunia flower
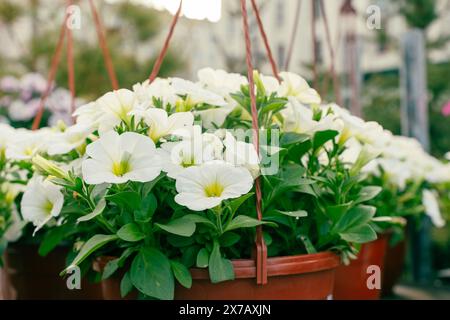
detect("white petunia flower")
[278,72,321,105]
[223,131,259,177]
[171,78,227,108]
[133,78,178,108]
[5,129,50,160]
[47,123,94,155]
[158,130,223,179]
[95,89,138,133]
[0,123,15,157]
[4,205,25,242]
[175,162,254,211]
[422,189,446,228]
[282,98,335,135]
[81,131,162,185]
[21,177,64,234]
[197,68,247,98]
[73,102,102,127]
[130,108,194,143]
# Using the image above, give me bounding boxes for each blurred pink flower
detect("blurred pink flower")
[442,101,450,117]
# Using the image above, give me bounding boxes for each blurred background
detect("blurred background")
[0,0,449,298]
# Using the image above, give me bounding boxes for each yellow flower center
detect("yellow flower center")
[112,160,131,177]
[44,200,54,215]
[24,147,34,156]
[204,182,224,198]
[181,154,195,168]
[112,152,132,177]
[175,97,194,112]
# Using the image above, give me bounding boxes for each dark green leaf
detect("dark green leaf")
[106,191,141,211]
[354,186,382,204]
[39,224,74,256]
[61,234,118,275]
[155,216,196,237]
[312,130,338,151]
[117,223,145,242]
[196,248,209,268]
[77,199,106,223]
[280,132,310,147]
[208,242,234,283]
[130,247,174,300]
[170,261,192,289]
[334,205,376,233]
[225,215,276,232]
[120,272,134,298]
[340,225,377,243]
[134,193,157,223]
[228,193,254,217]
[219,232,241,247]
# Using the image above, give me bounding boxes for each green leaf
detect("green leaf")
[102,248,136,280]
[120,272,134,298]
[354,186,382,204]
[225,215,275,232]
[106,191,141,211]
[134,193,157,223]
[219,232,241,247]
[228,193,254,217]
[39,224,74,256]
[196,248,209,268]
[183,214,216,229]
[117,223,145,242]
[208,242,234,283]
[130,247,174,300]
[326,203,353,223]
[155,217,196,237]
[334,205,376,233]
[170,261,192,289]
[77,199,106,223]
[340,225,378,243]
[271,209,308,218]
[312,130,338,151]
[298,235,317,254]
[280,132,309,147]
[61,234,118,275]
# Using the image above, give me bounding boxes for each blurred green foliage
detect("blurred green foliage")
[392,0,437,30]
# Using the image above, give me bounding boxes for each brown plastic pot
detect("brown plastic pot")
[95,252,340,300]
[2,244,103,300]
[333,234,389,300]
[381,237,407,296]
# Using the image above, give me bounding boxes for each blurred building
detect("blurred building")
[175,0,450,79]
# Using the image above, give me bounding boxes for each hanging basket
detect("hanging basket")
[333,234,389,300]
[2,244,103,300]
[94,252,340,300]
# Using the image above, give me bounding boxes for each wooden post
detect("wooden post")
[400,28,432,284]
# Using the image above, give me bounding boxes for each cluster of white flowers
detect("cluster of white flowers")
[1,68,448,238]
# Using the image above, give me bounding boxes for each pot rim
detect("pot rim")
[94,251,340,280]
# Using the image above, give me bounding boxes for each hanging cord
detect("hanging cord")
[319,0,342,106]
[67,0,76,121]
[148,0,183,83]
[284,0,302,71]
[89,0,119,90]
[240,0,267,286]
[32,10,70,130]
[311,0,319,90]
[249,0,280,81]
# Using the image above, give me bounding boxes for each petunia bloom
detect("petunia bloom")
[81,131,162,184]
